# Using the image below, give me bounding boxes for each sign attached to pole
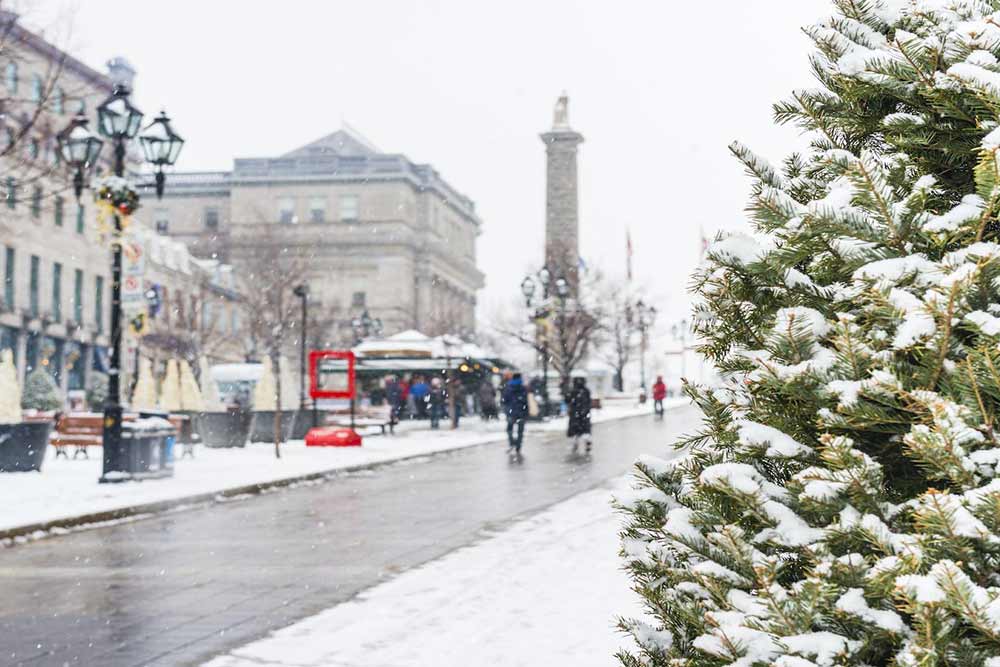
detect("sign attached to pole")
[308,350,356,399]
[121,274,146,315]
[128,311,149,337]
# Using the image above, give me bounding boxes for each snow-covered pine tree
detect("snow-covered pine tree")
[21,369,61,412]
[618,2,1000,665]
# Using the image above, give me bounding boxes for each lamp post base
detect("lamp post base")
[99,404,126,483]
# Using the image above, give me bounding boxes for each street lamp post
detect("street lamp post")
[670,319,690,380]
[521,267,556,418]
[58,85,183,483]
[292,284,310,425]
[635,300,657,395]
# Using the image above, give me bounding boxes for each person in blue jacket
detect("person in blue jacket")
[502,372,529,459]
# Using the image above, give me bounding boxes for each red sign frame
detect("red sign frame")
[309,350,356,399]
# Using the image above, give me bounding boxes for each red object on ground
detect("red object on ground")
[305,427,362,447]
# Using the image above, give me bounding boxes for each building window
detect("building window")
[73,269,83,323]
[5,177,14,209]
[27,138,38,160]
[339,195,359,221]
[352,291,366,308]
[30,74,42,103]
[155,208,169,234]
[3,247,13,311]
[4,62,16,94]
[278,197,296,224]
[52,262,61,323]
[309,197,327,223]
[30,186,41,218]
[94,276,104,333]
[52,87,64,115]
[54,196,64,227]
[204,207,218,230]
[230,307,239,335]
[76,204,85,234]
[3,127,13,151]
[29,255,39,317]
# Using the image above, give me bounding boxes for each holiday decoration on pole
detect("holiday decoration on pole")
[616,3,1000,666]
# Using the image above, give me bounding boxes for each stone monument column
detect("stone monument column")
[540,93,584,293]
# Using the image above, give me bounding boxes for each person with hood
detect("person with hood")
[428,377,446,429]
[410,376,430,419]
[478,379,497,421]
[567,376,593,454]
[501,372,529,459]
[652,375,667,418]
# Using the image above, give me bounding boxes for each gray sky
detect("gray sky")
[30,0,830,335]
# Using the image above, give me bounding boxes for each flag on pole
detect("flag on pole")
[626,228,634,281]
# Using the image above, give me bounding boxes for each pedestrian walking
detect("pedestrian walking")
[478,379,497,421]
[502,372,529,461]
[567,376,592,454]
[449,376,465,428]
[385,375,403,429]
[428,378,445,429]
[410,376,430,419]
[652,375,667,418]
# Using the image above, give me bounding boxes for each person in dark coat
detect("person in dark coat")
[410,377,430,419]
[502,372,529,457]
[428,378,446,429]
[566,376,592,453]
[478,380,497,421]
[385,376,403,427]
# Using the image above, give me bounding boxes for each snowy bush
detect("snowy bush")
[86,372,108,410]
[617,2,1000,665]
[21,369,61,412]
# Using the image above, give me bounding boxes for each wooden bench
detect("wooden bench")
[51,412,199,459]
[324,407,395,435]
[51,413,103,459]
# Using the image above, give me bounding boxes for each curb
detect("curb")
[0,406,679,544]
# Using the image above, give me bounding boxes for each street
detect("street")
[0,407,699,667]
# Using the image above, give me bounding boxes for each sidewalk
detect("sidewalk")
[205,477,643,667]
[0,399,687,543]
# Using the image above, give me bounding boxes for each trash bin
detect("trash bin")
[120,415,177,480]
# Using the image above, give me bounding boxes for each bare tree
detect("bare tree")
[597,278,642,392]
[494,269,607,397]
[237,227,314,458]
[0,9,104,230]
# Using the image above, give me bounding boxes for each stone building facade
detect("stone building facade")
[151,128,484,340]
[0,12,245,405]
[541,94,584,293]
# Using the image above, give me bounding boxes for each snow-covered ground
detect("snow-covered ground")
[205,477,641,667]
[0,399,685,539]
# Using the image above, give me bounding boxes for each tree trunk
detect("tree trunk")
[614,368,624,392]
[273,351,282,459]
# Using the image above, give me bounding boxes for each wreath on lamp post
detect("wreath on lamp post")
[93,175,140,237]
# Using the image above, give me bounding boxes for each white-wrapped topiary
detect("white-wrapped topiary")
[178,359,204,412]
[160,359,181,412]
[130,358,156,411]
[0,349,22,423]
[253,356,276,411]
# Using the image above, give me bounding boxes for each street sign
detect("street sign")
[121,274,146,315]
[128,311,149,337]
[309,350,356,399]
[123,241,146,277]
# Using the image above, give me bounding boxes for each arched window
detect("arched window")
[30,74,42,103]
[5,62,17,94]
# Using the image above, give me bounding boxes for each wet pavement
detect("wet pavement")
[0,406,699,667]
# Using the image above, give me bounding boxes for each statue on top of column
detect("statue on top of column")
[553,92,570,130]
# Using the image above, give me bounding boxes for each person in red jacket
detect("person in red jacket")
[652,376,667,418]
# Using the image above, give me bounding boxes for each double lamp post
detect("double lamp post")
[57,85,184,482]
[520,267,569,417]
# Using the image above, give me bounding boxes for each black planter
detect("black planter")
[249,410,297,443]
[0,421,53,472]
[200,408,251,448]
[290,410,328,440]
